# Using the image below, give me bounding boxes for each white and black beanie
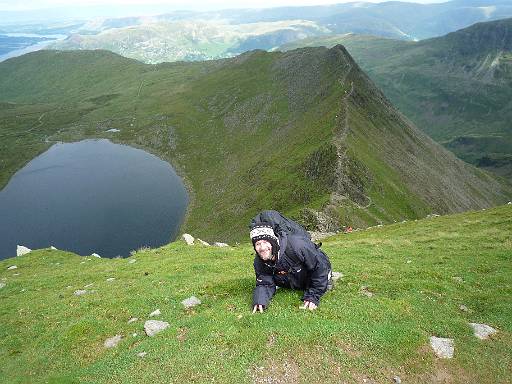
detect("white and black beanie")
[250,224,280,258]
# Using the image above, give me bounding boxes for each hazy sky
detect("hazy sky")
[0,0,449,12]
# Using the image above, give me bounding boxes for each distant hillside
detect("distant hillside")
[280,18,512,180]
[41,1,512,64]
[1,204,511,383]
[48,20,328,63]
[219,0,512,40]
[0,47,510,242]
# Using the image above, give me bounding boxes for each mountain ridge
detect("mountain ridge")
[279,18,512,181]
[0,46,510,242]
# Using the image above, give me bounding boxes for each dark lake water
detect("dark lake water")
[0,139,188,260]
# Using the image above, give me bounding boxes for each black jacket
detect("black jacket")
[252,234,331,307]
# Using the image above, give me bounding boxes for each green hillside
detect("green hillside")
[279,18,512,180]
[1,204,511,383]
[1,47,511,243]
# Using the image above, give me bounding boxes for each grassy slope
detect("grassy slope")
[0,48,510,244]
[1,204,511,383]
[279,19,512,180]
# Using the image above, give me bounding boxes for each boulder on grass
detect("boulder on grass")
[430,336,454,358]
[17,245,31,256]
[182,234,195,245]
[144,320,169,337]
[469,323,497,340]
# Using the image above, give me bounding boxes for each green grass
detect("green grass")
[1,204,511,383]
[1,48,510,244]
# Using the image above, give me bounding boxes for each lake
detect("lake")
[0,33,67,62]
[0,139,188,259]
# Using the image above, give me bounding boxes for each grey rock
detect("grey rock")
[128,317,138,324]
[430,336,454,358]
[393,377,402,384]
[182,296,201,308]
[469,323,497,340]
[360,286,374,298]
[7,265,17,270]
[137,352,147,358]
[144,320,170,337]
[149,309,161,317]
[104,334,122,348]
[91,253,101,258]
[74,290,88,296]
[182,233,195,245]
[197,238,210,246]
[50,246,57,250]
[459,304,469,312]
[0,282,5,289]
[309,231,337,242]
[213,242,229,247]
[17,245,31,256]
[331,272,343,281]
[106,128,120,133]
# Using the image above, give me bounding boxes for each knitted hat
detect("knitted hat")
[250,224,280,258]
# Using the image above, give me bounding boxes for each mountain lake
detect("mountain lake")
[0,139,188,260]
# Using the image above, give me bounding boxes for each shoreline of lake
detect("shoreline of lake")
[0,139,188,259]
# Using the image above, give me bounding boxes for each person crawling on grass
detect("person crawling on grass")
[250,210,332,313]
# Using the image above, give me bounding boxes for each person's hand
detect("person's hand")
[300,301,317,310]
[252,304,264,313]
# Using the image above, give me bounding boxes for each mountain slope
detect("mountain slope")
[1,204,511,383]
[280,18,512,180]
[0,47,510,242]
